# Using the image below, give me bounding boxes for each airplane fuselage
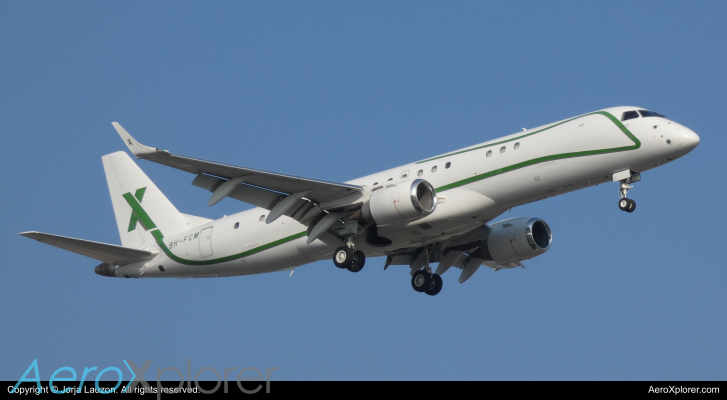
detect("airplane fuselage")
[110,106,700,278]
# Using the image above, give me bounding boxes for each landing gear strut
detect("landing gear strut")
[332,237,365,272]
[617,174,640,213]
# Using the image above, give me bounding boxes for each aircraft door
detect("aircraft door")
[199,227,213,258]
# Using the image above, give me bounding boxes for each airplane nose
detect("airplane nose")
[681,128,700,151]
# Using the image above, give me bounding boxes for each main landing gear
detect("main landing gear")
[333,238,365,272]
[410,245,443,296]
[617,174,640,213]
[411,270,443,296]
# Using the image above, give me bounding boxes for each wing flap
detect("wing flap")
[19,231,157,265]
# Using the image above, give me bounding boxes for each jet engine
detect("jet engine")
[474,217,552,264]
[361,179,437,226]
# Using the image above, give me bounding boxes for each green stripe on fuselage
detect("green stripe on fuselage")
[122,187,307,266]
[151,229,307,266]
[422,111,640,192]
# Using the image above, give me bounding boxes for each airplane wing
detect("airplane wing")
[19,231,158,265]
[112,123,364,223]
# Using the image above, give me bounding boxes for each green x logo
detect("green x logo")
[123,187,157,232]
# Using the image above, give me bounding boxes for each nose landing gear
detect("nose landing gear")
[617,173,640,213]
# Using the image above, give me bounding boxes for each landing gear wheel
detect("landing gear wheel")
[347,250,366,273]
[411,270,432,293]
[626,198,636,213]
[333,246,354,268]
[425,274,443,296]
[618,198,630,211]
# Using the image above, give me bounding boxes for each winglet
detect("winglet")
[112,122,164,158]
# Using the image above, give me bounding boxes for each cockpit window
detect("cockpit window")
[621,111,640,121]
[638,110,665,118]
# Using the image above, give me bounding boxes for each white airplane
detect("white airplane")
[20,107,699,295]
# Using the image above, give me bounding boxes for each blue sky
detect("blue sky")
[1,1,725,381]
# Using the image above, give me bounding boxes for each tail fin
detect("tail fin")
[103,151,189,249]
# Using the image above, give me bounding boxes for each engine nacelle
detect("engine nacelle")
[479,217,552,264]
[362,179,437,226]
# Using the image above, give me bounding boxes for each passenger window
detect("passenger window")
[514,142,520,150]
[373,182,378,185]
[234,222,239,229]
[417,170,423,177]
[445,162,451,169]
[486,150,492,157]
[400,170,409,179]
[431,166,438,173]
[621,111,640,121]
[259,215,265,222]
[388,178,393,181]
[500,146,506,153]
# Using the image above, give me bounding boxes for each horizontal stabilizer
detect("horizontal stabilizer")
[19,231,158,265]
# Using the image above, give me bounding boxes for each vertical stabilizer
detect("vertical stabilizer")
[102,151,188,249]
